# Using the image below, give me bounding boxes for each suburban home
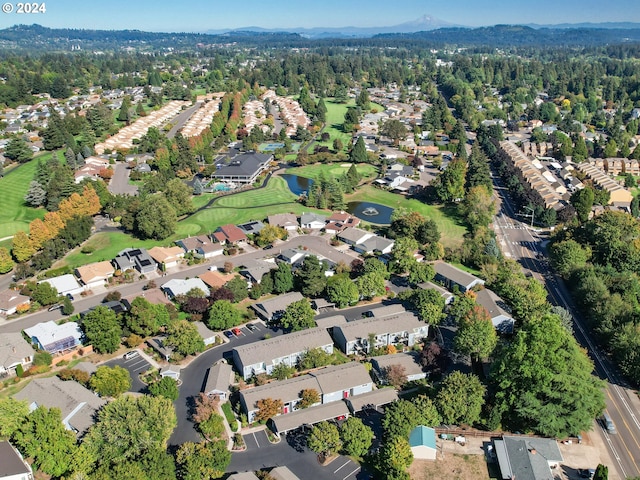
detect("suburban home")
[0,290,30,317]
[194,321,218,346]
[23,321,82,354]
[237,220,265,236]
[75,261,115,289]
[277,248,308,266]
[159,365,181,381]
[204,362,234,400]
[198,270,236,290]
[212,152,273,185]
[353,235,395,255]
[370,351,426,384]
[251,291,305,322]
[409,426,437,460]
[148,246,185,270]
[432,261,485,293]
[300,212,327,230]
[493,436,563,480]
[161,278,210,299]
[236,259,273,285]
[0,333,34,377]
[14,377,106,436]
[81,299,131,318]
[39,274,84,297]
[337,227,374,246]
[268,213,298,231]
[324,212,360,234]
[147,336,174,361]
[175,234,224,259]
[345,388,399,415]
[212,224,248,245]
[418,282,454,305]
[239,362,372,423]
[232,326,334,380]
[474,288,515,334]
[0,441,33,480]
[332,312,429,355]
[113,248,157,275]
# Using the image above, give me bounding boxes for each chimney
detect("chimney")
[530,448,537,455]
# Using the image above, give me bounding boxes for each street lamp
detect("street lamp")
[521,205,535,227]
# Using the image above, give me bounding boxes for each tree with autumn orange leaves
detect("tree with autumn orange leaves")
[58,185,101,222]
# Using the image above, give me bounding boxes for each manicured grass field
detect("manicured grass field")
[346,186,467,248]
[285,163,378,181]
[0,153,53,239]
[312,98,356,153]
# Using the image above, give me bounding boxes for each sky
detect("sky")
[0,0,639,32]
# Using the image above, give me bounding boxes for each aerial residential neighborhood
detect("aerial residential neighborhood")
[0,4,639,480]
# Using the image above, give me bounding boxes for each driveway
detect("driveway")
[103,352,151,393]
[108,162,138,195]
[243,430,270,450]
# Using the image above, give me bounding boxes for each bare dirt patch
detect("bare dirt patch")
[409,453,494,480]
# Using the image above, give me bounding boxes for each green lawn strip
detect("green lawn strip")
[285,163,378,181]
[0,153,55,238]
[311,98,356,153]
[346,186,467,248]
[221,402,238,431]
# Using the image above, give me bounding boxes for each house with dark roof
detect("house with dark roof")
[0,441,33,480]
[14,377,106,436]
[212,224,248,244]
[113,248,157,275]
[251,291,305,321]
[237,220,265,235]
[493,436,563,480]
[213,152,273,185]
[147,336,174,361]
[175,234,224,259]
[232,326,333,380]
[239,259,276,285]
[0,333,34,377]
[475,288,515,334]
[204,362,234,400]
[432,261,485,293]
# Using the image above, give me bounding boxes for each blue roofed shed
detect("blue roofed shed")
[409,425,437,460]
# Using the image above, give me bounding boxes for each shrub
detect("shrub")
[15,364,24,377]
[125,334,143,348]
[33,351,52,366]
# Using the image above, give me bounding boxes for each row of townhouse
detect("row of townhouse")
[578,162,633,206]
[180,93,223,138]
[262,90,311,137]
[336,227,395,255]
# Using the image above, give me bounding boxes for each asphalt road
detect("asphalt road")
[492,175,640,479]
[166,101,202,139]
[108,162,138,195]
[104,351,150,393]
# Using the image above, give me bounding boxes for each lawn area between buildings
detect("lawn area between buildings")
[0,152,54,239]
[285,162,378,181]
[346,186,467,249]
[311,98,355,153]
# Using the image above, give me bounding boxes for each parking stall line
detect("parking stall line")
[253,432,261,448]
[343,467,360,480]
[333,460,351,474]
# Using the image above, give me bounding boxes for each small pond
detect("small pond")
[281,174,314,196]
[347,201,394,225]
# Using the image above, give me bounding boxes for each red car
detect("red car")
[232,327,242,336]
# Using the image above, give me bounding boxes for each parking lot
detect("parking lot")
[243,430,270,450]
[103,351,151,393]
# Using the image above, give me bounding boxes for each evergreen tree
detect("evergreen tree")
[42,108,67,150]
[350,136,368,163]
[4,137,33,163]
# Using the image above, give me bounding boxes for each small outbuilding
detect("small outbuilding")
[409,425,437,460]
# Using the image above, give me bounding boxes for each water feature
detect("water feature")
[347,201,394,225]
[281,174,314,197]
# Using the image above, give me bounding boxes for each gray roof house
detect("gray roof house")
[239,362,372,423]
[175,234,224,259]
[494,436,563,480]
[268,213,299,231]
[432,261,485,293]
[14,377,106,436]
[232,326,334,380]
[332,312,429,355]
[418,282,454,305]
[239,259,276,284]
[354,235,395,255]
[0,441,33,480]
[238,220,265,235]
[300,212,327,230]
[370,352,426,384]
[0,333,34,377]
[147,336,174,361]
[277,248,308,266]
[161,278,210,299]
[113,248,157,275]
[204,362,234,400]
[251,291,305,321]
[337,227,374,246]
[475,288,515,334]
[270,466,301,480]
[213,152,273,185]
[194,321,218,346]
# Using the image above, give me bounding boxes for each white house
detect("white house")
[300,212,327,230]
[0,333,34,377]
[23,321,82,354]
[204,362,234,400]
[0,290,30,317]
[39,274,84,297]
[161,278,210,298]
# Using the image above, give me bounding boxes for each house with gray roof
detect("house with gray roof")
[332,312,428,355]
[0,290,30,317]
[238,220,265,235]
[418,282,454,305]
[493,436,563,480]
[0,441,33,480]
[300,212,327,230]
[354,235,395,255]
[270,466,301,480]
[175,234,224,259]
[475,288,515,334]
[409,426,437,460]
[232,326,333,380]
[251,291,305,321]
[194,321,218,346]
[239,259,276,285]
[277,248,307,265]
[337,227,373,246]
[204,362,234,400]
[161,278,210,299]
[239,362,372,422]
[14,377,106,436]
[370,351,426,384]
[432,261,485,293]
[0,333,34,377]
[213,152,273,185]
[113,248,157,275]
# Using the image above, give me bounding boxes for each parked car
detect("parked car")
[48,304,63,312]
[123,351,139,360]
[246,323,258,332]
[578,469,595,479]
[66,293,74,301]
[232,327,243,336]
[263,244,274,250]
[223,331,234,339]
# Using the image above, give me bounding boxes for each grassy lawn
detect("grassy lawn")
[311,98,356,153]
[0,152,56,239]
[346,186,467,248]
[285,163,378,181]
